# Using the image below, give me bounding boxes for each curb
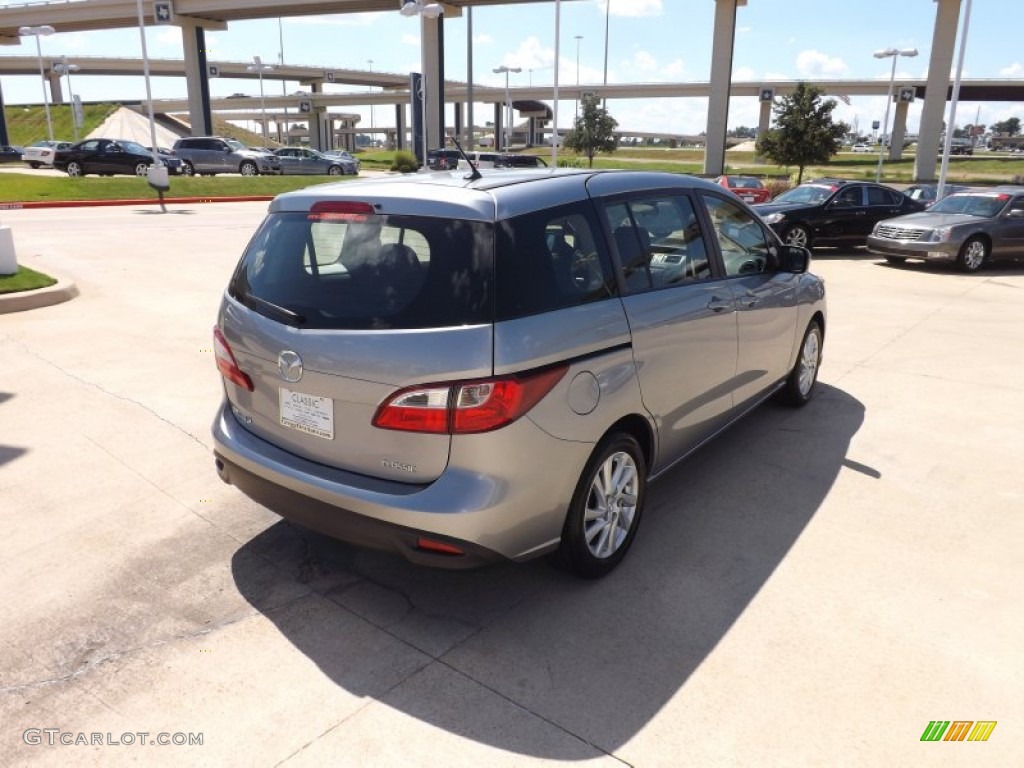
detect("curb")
[0,196,274,210]
[0,270,80,314]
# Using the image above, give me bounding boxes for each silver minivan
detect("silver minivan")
[212,170,826,577]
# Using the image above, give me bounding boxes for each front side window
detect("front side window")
[602,194,711,292]
[701,195,773,277]
[231,211,492,330]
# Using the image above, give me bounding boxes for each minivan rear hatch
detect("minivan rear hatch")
[219,197,494,484]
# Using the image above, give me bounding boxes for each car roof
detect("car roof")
[270,169,727,221]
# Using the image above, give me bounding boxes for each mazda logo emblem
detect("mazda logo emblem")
[278,350,303,383]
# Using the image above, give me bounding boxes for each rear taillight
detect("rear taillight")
[372,365,568,434]
[213,327,253,392]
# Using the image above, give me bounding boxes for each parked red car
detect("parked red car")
[714,175,772,204]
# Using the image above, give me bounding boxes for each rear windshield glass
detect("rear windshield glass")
[229,211,493,330]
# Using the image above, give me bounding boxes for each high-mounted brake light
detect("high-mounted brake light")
[308,200,375,221]
[213,327,253,392]
[372,365,568,435]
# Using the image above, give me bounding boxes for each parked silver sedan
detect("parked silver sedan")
[867,186,1024,272]
[274,147,353,176]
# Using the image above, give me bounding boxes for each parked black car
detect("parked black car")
[53,139,183,178]
[0,145,25,164]
[752,180,926,250]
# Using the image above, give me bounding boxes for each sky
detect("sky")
[2,0,1023,138]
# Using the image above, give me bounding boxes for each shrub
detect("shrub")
[390,150,420,173]
[764,178,792,200]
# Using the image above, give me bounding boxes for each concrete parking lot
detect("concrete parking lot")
[1,201,1021,766]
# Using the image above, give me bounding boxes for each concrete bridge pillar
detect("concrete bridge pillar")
[703,0,746,176]
[915,0,962,180]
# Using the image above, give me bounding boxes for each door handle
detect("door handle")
[707,297,733,313]
[741,295,758,308]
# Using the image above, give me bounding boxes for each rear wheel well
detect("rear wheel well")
[810,310,825,341]
[602,414,654,475]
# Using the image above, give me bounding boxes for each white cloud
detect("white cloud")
[598,0,663,18]
[474,33,494,45]
[401,34,420,47]
[155,28,181,47]
[286,13,384,27]
[733,66,756,81]
[632,51,658,73]
[663,59,687,78]
[1000,62,1024,77]
[796,50,848,77]
[737,26,752,34]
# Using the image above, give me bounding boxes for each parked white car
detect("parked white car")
[851,143,873,153]
[22,139,73,168]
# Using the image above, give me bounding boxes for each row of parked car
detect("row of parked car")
[10,137,360,178]
[715,174,1023,272]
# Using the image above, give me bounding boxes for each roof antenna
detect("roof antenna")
[447,134,482,182]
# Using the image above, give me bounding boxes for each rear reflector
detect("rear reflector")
[416,537,465,556]
[213,327,254,392]
[373,365,568,435]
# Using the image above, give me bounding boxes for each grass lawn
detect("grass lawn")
[0,173,357,203]
[0,265,58,294]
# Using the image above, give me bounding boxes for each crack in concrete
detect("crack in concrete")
[9,338,211,453]
[0,592,312,695]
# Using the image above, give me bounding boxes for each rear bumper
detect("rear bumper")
[211,402,591,567]
[214,452,503,568]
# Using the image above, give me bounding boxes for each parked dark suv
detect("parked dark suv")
[172,136,280,176]
[212,170,826,577]
[752,179,925,250]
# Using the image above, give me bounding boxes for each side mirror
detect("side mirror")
[776,244,810,274]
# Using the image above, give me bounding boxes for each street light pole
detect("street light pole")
[493,65,521,151]
[248,56,274,142]
[873,46,918,183]
[18,25,56,143]
[368,58,375,143]
[574,34,583,122]
[57,56,81,142]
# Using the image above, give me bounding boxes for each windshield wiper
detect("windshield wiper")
[238,291,306,326]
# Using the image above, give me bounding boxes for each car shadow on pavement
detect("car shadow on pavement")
[230,383,864,758]
[0,392,27,468]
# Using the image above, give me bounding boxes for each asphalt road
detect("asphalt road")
[1,202,1021,766]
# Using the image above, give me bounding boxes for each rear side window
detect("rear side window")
[495,202,613,320]
[230,211,493,330]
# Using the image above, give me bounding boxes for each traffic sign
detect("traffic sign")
[153,1,174,24]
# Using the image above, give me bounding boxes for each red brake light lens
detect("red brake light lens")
[372,365,568,435]
[213,327,253,392]
[309,200,375,222]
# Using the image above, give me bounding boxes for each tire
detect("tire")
[780,320,823,407]
[29,162,41,169]
[66,161,84,177]
[327,165,343,176]
[181,161,195,176]
[956,236,988,273]
[239,161,258,177]
[884,256,907,265]
[552,433,647,579]
[784,224,812,250]
[134,162,150,178]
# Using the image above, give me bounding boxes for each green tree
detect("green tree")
[991,117,1021,136]
[755,82,849,183]
[563,93,619,168]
